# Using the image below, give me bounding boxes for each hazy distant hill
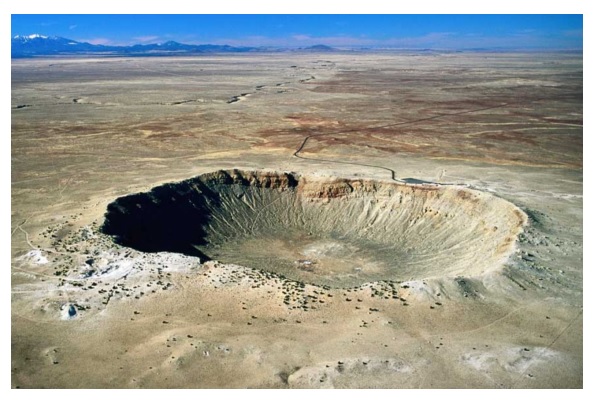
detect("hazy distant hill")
[300,44,337,52]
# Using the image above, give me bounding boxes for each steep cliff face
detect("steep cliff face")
[200,169,300,190]
[101,170,526,287]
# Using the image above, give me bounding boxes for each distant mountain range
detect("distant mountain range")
[11,34,340,57]
[14,35,567,57]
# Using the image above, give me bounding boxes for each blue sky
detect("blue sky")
[11,15,583,49]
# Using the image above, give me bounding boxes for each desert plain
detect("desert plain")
[11,51,583,388]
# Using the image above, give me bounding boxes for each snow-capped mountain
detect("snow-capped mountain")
[11,34,258,57]
[13,34,49,40]
[11,35,106,57]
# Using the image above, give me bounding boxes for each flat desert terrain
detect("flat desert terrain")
[11,52,582,388]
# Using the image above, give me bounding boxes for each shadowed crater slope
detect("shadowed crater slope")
[101,170,527,287]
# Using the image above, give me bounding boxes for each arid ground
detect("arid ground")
[11,52,582,388]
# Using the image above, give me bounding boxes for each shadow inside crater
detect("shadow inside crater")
[100,179,221,260]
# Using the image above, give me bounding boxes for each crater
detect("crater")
[101,170,527,288]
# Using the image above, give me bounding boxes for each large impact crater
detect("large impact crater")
[101,170,527,287]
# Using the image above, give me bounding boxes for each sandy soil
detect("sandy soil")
[11,52,582,388]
